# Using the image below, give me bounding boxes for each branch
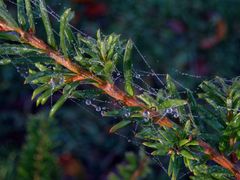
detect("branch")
[1,20,240,179]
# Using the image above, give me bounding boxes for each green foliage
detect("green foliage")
[0,1,240,180]
[17,114,59,180]
[198,77,240,156]
[108,150,151,180]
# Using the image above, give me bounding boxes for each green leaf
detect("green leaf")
[0,6,19,28]
[123,39,134,96]
[0,32,20,42]
[158,99,187,109]
[138,92,158,108]
[31,85,49,100]
[72,89,102,99]
[0,44,41,55]
[185,140,199,146]
[179,139,190,147]
[104,61,114,82]
[168,154,174,176]
[39,0,56,48]
[109,120,131,133]
[60,8,74,57]
[49,94,68,117]
[184,120,191,133]
[180,149,197,160]
[17,0,26,27]
[172,157,181,180]
[166,74,178,98]
[36,89,52,106]
[25,0,35,32]
[0,58,11,65]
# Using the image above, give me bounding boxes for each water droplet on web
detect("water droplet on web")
[166,108,173,114]
[102,107,106,110]
[96,106,101,112]
[173,109,179,118]
[142,110,150,122]
[143,117,149,122]
[85,99,91,105]
[124,111,131,118]
[135,74,141,79]
[173,112,179,118]
[142,110,150,118]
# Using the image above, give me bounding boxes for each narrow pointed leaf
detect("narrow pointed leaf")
[25,0,35,33]
[0,32,20,42]
[32,85,49,100]
[39,0,56,48]
[158,99,187,109]
[0,58,11,65]
[166,74,178,98]
[49,94,68,117]
[60,8,74,57]
[123,39,134,96]
[180,149,197,160]
[109,120,131,133]
[104,61,114,82]
[17,0,26,27]
[0,44,41,55]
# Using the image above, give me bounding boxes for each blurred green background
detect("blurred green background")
[0,0,240,179]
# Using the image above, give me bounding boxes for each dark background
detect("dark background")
[0,0,240,179]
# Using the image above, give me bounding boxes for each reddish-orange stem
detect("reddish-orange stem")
[1,20,240,178]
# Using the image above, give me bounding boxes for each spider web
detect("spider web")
[1,0,236,179]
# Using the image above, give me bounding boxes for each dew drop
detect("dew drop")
[124,111,131,118]
[96,106,101,112]
[143,117,149,122]
[85,99,91,105]
[135,74,141,79]
[173,112,179,118]
[142,110,150,118]
[166,108,173,114]
[142,110,150,122]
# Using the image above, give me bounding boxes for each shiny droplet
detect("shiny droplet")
[96,106,101,112]
[142,110,150,118]
[173,113,179,118]
[135,74,141,79]
[143,117,149,122]
[124,111,131,118]
[85,99,91,105]
[166,108,173,114]
[142,110,150,122]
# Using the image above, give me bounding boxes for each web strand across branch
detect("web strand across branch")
[1,19,240,179]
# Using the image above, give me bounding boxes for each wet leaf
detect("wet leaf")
[123,39,134,96]
[109,120,131,133]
